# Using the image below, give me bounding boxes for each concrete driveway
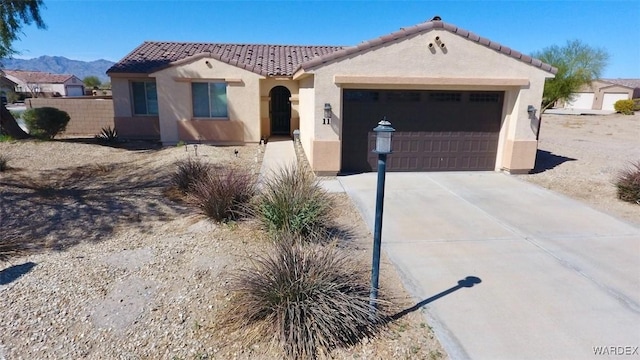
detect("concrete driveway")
[337,172,640,360]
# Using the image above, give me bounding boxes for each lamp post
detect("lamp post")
[370,117,395,316]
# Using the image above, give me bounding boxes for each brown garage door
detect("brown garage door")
[341,90,504,173]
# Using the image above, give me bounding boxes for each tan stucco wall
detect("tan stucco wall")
[149,57,263,144]
[305,29,552,174]
[114,116,160,140]
[298,77,316,166]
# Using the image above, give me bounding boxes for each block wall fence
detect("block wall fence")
[26,97,114,136]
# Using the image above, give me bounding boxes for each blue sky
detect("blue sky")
[11,0,640,78]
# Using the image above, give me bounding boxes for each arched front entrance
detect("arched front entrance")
[269,86,291,135]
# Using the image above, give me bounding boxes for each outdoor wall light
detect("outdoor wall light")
[527,105,536,114]
[323,103,332,124]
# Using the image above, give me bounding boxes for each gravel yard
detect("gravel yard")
[0,140,445,359]
[1,112,636,359]
[517,112,640,225]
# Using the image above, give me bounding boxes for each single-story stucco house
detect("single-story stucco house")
[4,70,85,97]
[564,79,640,111]
[107,17,556,175]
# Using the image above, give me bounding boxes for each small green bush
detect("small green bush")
[616,161,640,204]
[188,168,256,222]
[613,99,634,115]
[256,164,332,238]
[0,154,9,171]
[22,107,70,139]
[171,158,212,193]
[225,239,386,359]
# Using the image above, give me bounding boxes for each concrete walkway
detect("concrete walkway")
[338,172,640,360]
[258,137,297,183]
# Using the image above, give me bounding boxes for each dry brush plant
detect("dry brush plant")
[616,161,640,204]
[255,164,333,238]
[187,168,256,222]
[222,237,388,359]
[0,154,8,171]
[171,157,212,193]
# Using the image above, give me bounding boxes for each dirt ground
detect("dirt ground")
[1,111,636,359]
[0,139,445,359]
[517,112,640,225]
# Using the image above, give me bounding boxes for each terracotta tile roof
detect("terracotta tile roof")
[299,20,557,74]
[4,70,75,83]
[107,42,344,76]
[601,78,640,89]
[107,18,556,77]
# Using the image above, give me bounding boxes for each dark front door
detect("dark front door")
[270,86,291,135]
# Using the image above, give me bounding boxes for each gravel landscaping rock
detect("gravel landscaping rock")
[0,139,446,359]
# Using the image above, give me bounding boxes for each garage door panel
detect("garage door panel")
[602,93,629,111]
[343,90,503,172]
[365,131,500,172]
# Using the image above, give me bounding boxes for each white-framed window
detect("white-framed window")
[192,82,228,118]
[131,81,158,115]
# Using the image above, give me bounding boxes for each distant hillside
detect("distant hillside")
[0,56,115,82]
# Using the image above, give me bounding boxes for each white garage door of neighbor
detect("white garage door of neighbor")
[66,86,84,97]
[566,93,595,109]
[602,93,629,111]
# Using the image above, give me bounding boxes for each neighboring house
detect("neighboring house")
[564,79,640,111]
[4,70,85,98]
[0,73,17,103]
[108,17,556,175]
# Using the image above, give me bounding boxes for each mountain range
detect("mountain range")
[0,56,115,82]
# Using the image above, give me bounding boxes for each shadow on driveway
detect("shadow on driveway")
[391,276,482,321]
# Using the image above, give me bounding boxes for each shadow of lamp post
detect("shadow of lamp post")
[370,117,395,317]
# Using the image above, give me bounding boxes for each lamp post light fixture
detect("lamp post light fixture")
[370,117,395,316]
[323,103,332,124]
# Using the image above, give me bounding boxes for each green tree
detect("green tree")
[532,40,609,111]
[83,75,101,89]
[0,0,46,138]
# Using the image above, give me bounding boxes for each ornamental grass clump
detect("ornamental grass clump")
[256,164,332,238]
[171,157,212,193]
[616,161,640,204]
[188,168,256,222]
[224,238,387,359]
[0,154,8,172]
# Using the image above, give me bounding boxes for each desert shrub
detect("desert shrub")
[0,154,8,171]
[633,98,640,111]
[188,168,256,222]
[95,126,118,143]
[255,164,332,238]
[613,99,634,115]
[22,107,70,139]
[616,161,640,204]
[225,239,386,359]
[0,231,27,262]
[171,157,212,193]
